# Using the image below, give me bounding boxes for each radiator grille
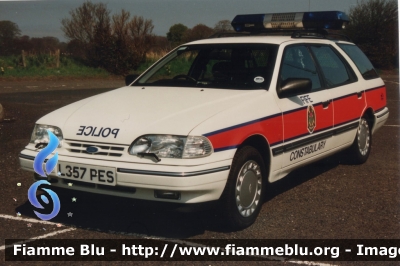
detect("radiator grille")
[65,140,125,157]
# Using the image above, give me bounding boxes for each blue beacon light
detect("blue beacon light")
[231,11,349,32]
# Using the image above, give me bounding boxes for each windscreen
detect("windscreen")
[136,43,278,90]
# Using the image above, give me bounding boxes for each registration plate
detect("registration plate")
[56,162,116,186]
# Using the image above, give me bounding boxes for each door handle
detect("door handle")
[357,91,363,98]
[322,100,331,108]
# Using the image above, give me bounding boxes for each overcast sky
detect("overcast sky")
[0,0,360,42]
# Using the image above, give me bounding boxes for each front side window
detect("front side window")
[337,43,379,80]
[310,46,351,87]
[136,44,278,90]
[279,45,321,91]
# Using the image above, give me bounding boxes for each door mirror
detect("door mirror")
[278,78,312,98]
[125,74,139,86]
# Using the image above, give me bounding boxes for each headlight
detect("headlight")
[30,124,63,147]
[129,135,213,159]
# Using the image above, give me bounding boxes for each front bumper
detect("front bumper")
[19,149,231,203]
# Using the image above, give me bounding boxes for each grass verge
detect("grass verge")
[0,55,112,80]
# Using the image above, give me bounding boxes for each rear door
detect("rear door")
[309,45,363,148]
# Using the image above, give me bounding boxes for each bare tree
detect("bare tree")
[106,10,138,75]
[112,9,130,39]
[128,16,155,61]
[61,2,110,45]
[89,8,112,68]
[61,1,154,75]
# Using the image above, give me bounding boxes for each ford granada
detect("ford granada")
[19,11,389,230]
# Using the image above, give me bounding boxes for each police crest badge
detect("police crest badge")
[307,105,316,133]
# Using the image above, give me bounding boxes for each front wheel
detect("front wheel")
[347,117,372,164]
[219,146,266,230]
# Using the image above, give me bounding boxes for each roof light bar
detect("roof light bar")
[231,11,349,32]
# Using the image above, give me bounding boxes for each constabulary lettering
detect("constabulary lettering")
[290,140,326,161]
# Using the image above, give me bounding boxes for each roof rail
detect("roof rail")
[209,29,351,41]
[291,30,352,41]
[208,31,250,38]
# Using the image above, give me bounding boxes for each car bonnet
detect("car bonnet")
[49,86,266,144]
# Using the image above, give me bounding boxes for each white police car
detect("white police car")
[19,11,389,230]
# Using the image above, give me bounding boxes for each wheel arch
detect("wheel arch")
[237,134,271,178]
[362,107,375,129]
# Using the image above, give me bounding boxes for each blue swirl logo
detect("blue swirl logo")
[33,130,59,177]
[28,180,61,220]
[28,130,61,220]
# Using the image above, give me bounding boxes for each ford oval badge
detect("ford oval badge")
[86,146,99,154]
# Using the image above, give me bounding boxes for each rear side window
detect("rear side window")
[310,46,351,87]
[337,44,379,80]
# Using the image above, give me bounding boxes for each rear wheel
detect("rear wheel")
[347,117,372,164]
[219,146,266,230]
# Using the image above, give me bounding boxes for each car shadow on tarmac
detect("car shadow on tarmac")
[15,153,343,238]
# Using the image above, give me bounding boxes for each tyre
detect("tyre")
[219,146,267,230]
[347,116,372,164]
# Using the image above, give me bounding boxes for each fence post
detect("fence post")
[22,50,26,68]
[56,49,60,68]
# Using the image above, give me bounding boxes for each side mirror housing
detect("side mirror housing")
[277,78,312,98]
[125,74,139,86]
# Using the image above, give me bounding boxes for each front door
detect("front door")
[275,44,334,169]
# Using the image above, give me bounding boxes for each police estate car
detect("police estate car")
[19,11,389,230]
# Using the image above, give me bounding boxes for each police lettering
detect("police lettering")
[76,126,120,138]
[299,94,313,104]
[289,140,326,161]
